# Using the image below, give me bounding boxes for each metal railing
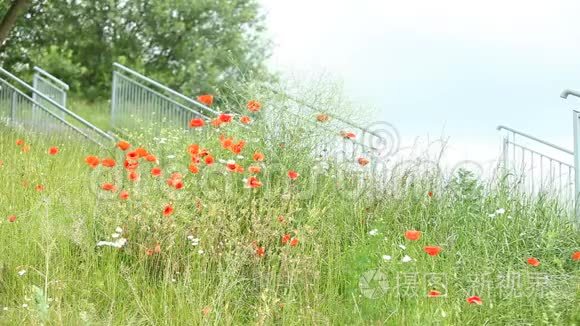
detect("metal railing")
[0,77,94,142]
[263,86,391,161]
[32,66,69,118]
[111,63,219,133]
[498,125,575,204]
[0,67,114,146]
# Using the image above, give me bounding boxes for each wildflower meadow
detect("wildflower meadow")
[0,89,579,325]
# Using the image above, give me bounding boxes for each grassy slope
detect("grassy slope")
[0,100,579,325]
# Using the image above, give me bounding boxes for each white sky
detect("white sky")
[261,0,580,170]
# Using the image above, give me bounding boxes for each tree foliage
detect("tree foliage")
[0,0,271,100]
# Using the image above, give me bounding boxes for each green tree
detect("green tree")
[0,0,271,100]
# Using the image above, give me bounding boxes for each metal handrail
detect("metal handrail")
[0,67,114,142]
[33,66,70,91]
[560,89,580,99]
[113,63,219,116]
[510,141,574,168]
[497,125,573,155]
[264,85,383,139]
[0,77,95,144]
[115,72,210,119]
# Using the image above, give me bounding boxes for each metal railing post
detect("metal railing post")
[573,110,580,219]
[111,71,118,130]
[10,91,16,121]
[502,136,509,172]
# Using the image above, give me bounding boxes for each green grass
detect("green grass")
[0,98,579,325]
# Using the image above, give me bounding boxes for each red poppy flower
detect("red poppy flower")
[290,238,299,247]
[145,249,154,256]
[255,246,266,257]
[7,215,16,223]
[151,167,162,177]
[126,151,139,160]
[247,100,262,112]
[427,290,442,298]
[424,246,442,256]
[35,184,44,192]
[357,157,369,166]
[128,171,140,182]
[527,257,540,267]
[48,146,59,155]
[188,144,200,156]
[340,131,356,139]
[135,147,148,158]
[281,234,291,245]
[189,118,205,128]
[277,215,285,223]
[316,114,330,122]
[197,94,214,106]
[124,160,139,171]
[204,155,214,165]
[253,152,265,162]
[163,204,174,216]
[246,176,262,188]
[175,180,185,190]
[218,113,233,123]
[240,115,251,124]
[101,183,117,192]
[101,158,116,168]
[189,163,199,174]
[428,191,434,197]
[404,230,422,241]
[225,163,240,172]
[211,118,222,128]
[572,251,580,261]
[119,190,129,200]
[145,154,157,163]
[191,156,201,164]
[21,145,30,153]
[231,141,245,154]
[85,155,100,168]
[248,165,261,174]
[287,170,299,180]
[15,139,24,146]
[117,140,131,151]
[466,295,482,305]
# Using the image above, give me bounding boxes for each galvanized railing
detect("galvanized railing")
[111,63,219,133]
[0,67,114,146]
[0,77,95,142]
[263,86,392,161]
[32,66,69,118]
[498,125,575,204]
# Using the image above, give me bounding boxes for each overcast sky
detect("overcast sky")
[261,0,580,169]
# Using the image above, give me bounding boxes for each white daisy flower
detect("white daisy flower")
[17,270,26,276]
[398,244,406,250]
[96,238,127,248]
[368,229,379,236]
[496,208,505,215]
[115,227,123,233]
[401,255,413,263]
[382,255,392,261]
